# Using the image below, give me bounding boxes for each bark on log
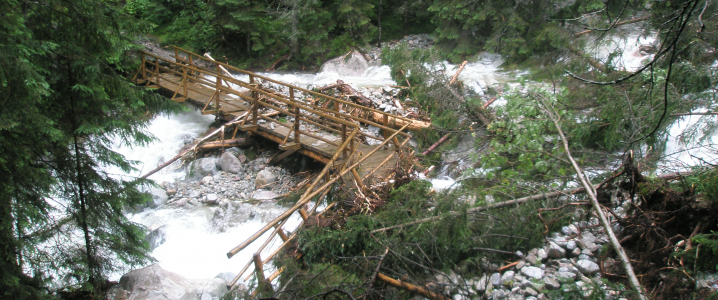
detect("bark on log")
[197,137,253,151]
[376,273,448,300]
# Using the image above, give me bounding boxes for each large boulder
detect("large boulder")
[114,264,227,300]
[255,169,277,188]
[320,50,369,77]
[218,152,243,174]
[186,157,219,180]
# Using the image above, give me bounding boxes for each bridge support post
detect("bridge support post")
[294,105,300,144]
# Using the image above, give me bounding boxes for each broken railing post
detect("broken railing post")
[253,253,274,295]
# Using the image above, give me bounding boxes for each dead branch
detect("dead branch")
[370,248,390,287]
[498,261,520,272]
[376,273,448,300]
[266,54,288,72]
[449,61,468,85]
[422,133,452,156]
[541,101,647,300]
[574,16,651,37]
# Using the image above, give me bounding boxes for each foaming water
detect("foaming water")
[589,34,656,72]
[109,104,215,183]
[661,111,718,172]
[130,207,302,280]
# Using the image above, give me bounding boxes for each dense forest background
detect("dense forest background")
[3,0,718,299]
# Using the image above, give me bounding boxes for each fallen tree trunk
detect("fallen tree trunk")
[422,133,452,156]
[369,112,431,130]
[544,103,647,300]
[197,137,253,151]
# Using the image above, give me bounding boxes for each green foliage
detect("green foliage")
[280,179,572,297]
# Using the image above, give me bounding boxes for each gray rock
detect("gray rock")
[582,232,596,244]
[255,169,277,188]
[500,271,515,286]
[475,275,488,291]
[544,277,561,290]
[525,253,539,266]
[520,279,532,288]
[515,260,526,270]
[561,226,572,236]
[515,250,524,258]
[523,287,539,297]
[219,152,243,174]
[557,271,577,282]
[547,242,566,259]
[205,193,219,204]
[537,249,548,261]
[490,272,501,286]
[571,247,582,257]
[576,259,600,275]
[251,189,279,200]
[491,289,506,299]
[520,266,544,280]
[552,236,568,248]
[187,157,219,180]
[117,264,227,300]
[320,50,369,77]
[566,240,577,251]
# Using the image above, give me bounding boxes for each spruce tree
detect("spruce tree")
[0,0,180,297]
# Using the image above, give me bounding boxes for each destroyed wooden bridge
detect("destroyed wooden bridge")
[133,46,419,292]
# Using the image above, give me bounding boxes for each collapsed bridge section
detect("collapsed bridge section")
[133,46,422,291]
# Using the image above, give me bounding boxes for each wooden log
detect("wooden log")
[196,137,253,151]
[369,112,430,130]
[328,80,372,107]
[266,54,288,72]
[421,133,451,156]
[376,273,448,300]
[449,61,468,85]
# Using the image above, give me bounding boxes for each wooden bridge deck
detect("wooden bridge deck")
[140,70,401,178]
[133,46,418,288]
